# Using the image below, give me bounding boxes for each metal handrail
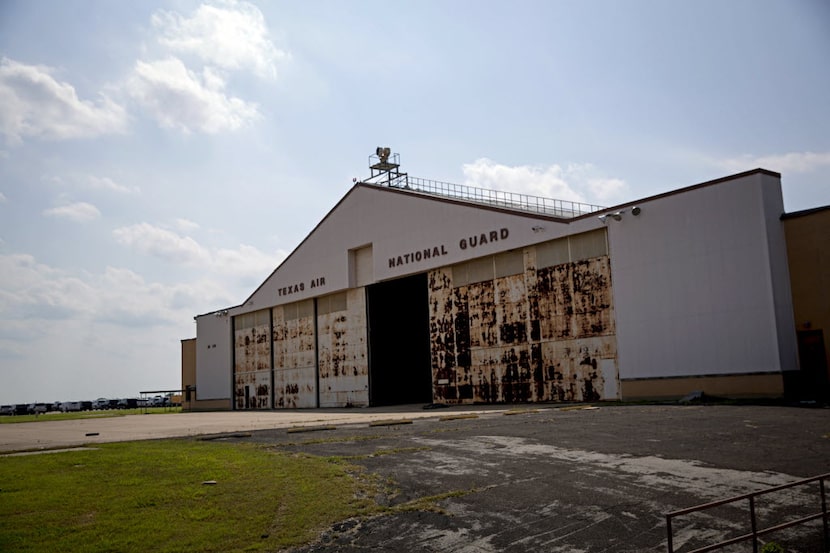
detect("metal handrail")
[361,174,605,219]
[666,472,830,553]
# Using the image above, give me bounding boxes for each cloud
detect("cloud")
[0,253,94,320]
[0,252,231,329]
[0,191,6,203]
[174,218,200,232]
[151,0,287,79]
[0,251,242,403]
[462,158,628,206]
[42,201,101,222]
[213,243,287,281]
[0,57,128,144]
[127,57,259,133]
[113,222,211,265]
[87,175,140,194]
[112,222,285,281]
[719,151,830,174]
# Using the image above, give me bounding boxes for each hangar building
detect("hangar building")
[182,152,826,411]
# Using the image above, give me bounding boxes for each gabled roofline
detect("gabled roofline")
[571,168,780,221]
[236,167,781,310]
[781,204,830,220]
[237,182,572,308]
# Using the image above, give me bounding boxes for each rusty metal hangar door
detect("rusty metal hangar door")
[367,273,432,406]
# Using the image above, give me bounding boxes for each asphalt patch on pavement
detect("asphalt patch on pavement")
[223,405,830,552]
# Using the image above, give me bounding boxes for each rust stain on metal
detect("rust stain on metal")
[233,310,271,409]
[317,289,369,407]
[429,249,618,405]
[272,306,317,408]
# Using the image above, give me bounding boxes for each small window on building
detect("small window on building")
[351,245,373,288]
[283,299,314,321]
[536,229,608,268]
[317,291,348,315]
[234,312,253,330]
[536,237,569,268]
[494,250,523,278]
[255,309,270,327]
[296,298,314,319]
[569,229,608,261]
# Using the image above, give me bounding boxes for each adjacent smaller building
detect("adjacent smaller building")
[782,206,830,400]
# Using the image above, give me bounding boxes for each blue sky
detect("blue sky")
[1,0,828,405]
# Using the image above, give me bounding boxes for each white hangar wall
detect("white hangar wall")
[194,313,232,407]
[238,185,606,313]
[610,170,797,398]
[189,168,798,409]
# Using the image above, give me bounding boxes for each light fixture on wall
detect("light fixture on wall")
[599,209,630,224]
[532,225,545,233]
[631,206,642,216]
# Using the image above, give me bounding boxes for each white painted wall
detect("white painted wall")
[759,173,799,373]
[610,172,797,379]
[235,186,602,316]
[195,313,232,399]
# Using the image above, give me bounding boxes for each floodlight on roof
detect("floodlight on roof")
[376,147,391,164]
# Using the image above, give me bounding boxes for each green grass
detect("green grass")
[0,439,382,552]
[0,407,182,424]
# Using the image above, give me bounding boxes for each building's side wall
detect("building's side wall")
[195,313,232,404]
[272,299,317,408]
[181,338,197,411]
[233,309,271,409]
[784,207,830,392]
[611,172,792,399]
[621,373,784,400]
[760,175,799,375]
[317,289,369,407]
[429,232,619,404]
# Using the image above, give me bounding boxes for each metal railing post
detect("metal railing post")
[821,477,828,551]
[749,495,758,553]
[666,514,674,553]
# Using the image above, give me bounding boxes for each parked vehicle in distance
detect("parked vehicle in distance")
[0,405,13,416]
[13,404,29,415]
[117,398,139,409]
[93,398,110,410]
[61,401,83,412]
[27,403,49,415]
[149,395,169,407]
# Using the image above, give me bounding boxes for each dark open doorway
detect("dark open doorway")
[795,329,829,401]
[367,273,432,406]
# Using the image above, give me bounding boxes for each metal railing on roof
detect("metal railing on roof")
[361,172,604,219]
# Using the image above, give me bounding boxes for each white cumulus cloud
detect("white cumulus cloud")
[113,222,212,266]
[462,158,628,207]
[0,57,127,144]
[174,218,200,232]
[112,222,285,282]
[720,151,830,174]
[127,57,259,133]
[152,0,287,79]
[42,201,102,222]
[87,175,140,194]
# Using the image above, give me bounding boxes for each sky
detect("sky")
[1,0,829,405]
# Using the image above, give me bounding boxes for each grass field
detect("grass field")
[0,407,182,424]
[0,439,383,552]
